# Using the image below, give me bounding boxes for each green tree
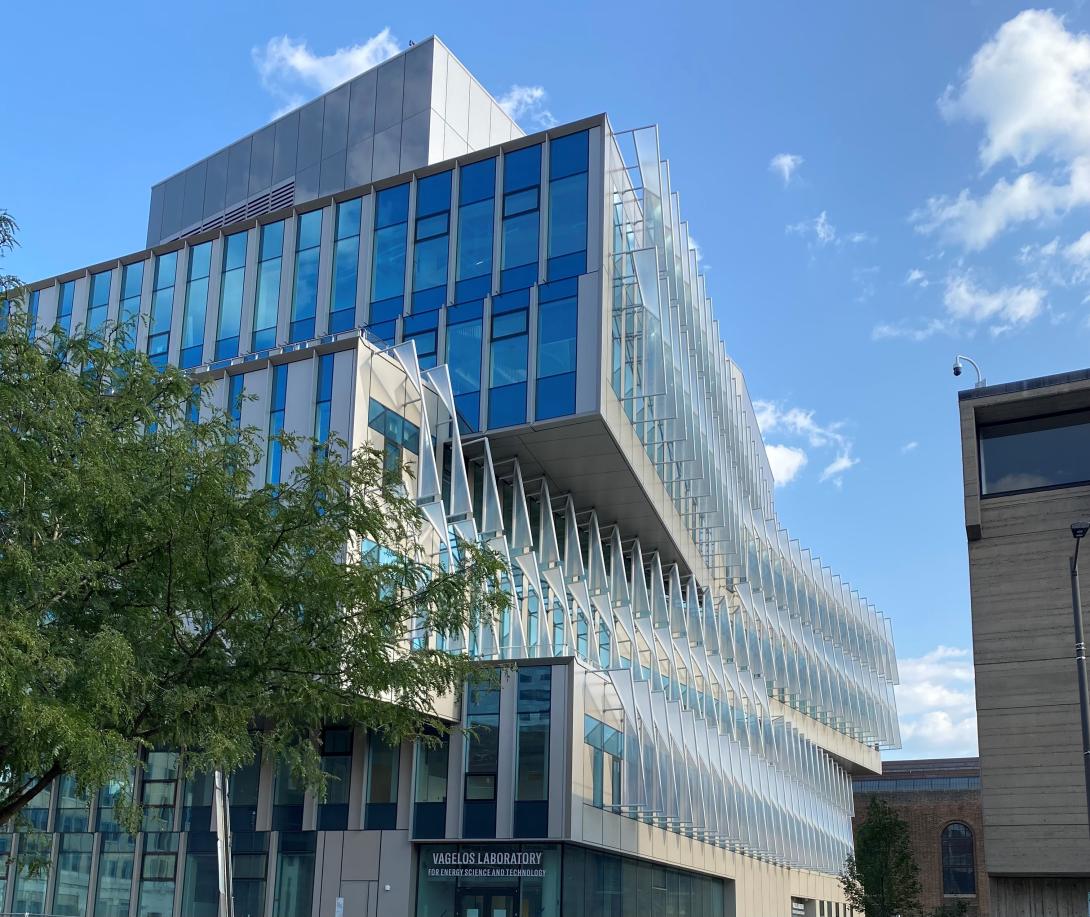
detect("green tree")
[0,218,508,827]
[841,796,923,917]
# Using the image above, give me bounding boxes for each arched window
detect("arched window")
[941,822,976,894]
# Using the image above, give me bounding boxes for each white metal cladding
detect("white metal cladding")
[605,123,899,753]
[321,342,850,874]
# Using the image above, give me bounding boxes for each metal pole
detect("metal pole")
[1069,553,1090,844]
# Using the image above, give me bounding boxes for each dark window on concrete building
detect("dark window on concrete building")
[941,821,976,894]
[979,409,1090,495]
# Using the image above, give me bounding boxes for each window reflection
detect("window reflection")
[979,409,1090,495]
[216,231,248,359]
[329,198,362,333]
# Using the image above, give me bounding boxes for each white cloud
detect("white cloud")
[787,210,837,245]
[912,162,1090,250]
[496,85,557,130]
[769,152,804,186]
[764,444,808,487]
[753,400,858,485]
[871,318,950,342]
[916,11,1090,249]
[902,440,919,453]
[943,272,1046,333]
[253,30,401,117]
[905,268,929,287]
[894,645,978,758]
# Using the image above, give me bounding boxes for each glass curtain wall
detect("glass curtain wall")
[180,241,212,367]
[119,261,145,349]
[536,279,578,421]
[328,197,362,333]
[364,732,400,830]
[488,289,530,428]
[147,252,178,369]
[289,210,323,342]
[413,734,449,840]
[56,279,76,336]
[514,666,551,837]
[252,221,284,351]
[547,131,589,280]
[411,170,452,313]
[95,834,136,917]
[500,145,542,292]
[215,230,248,359]
[455,157,496,303]
[317,726,352,830]
[368,183,409,344]
[87,269,112,335]
[464,678,501,838]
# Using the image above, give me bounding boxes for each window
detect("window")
[12,832,51,914]
[412,171,452,311]
[536,279,578,420]
[55,774,91,832]
[180,241,212,367]
[228,755,261,834]
[515,666,551,837]
[456,157,496,302]
[266,364,289,488]
[464,677,500,838]
[232,833,270,917]
[314,353,334,450]
[272,759,305,831]
[141,748,179,832]
[180,831,218,917]
[181,769,214,832]
[96,771,134,833]
[0,835,8,908]
[369,183,410,344]
[367,398,420,474]
[56,278,76,337]
[216,231,247,359]
[87,269,112,335]
[365,731,400,830]
[147,252,178,369]
[94,834,135,917]
[252,221,284,351]
[27,288,41,340]
[548,130,589,280]
[446,300,483,433]
[119,261,145,349]
[979,409,1090,495]
[329,197,362,333]
[501,145,542,291]
[413,733,449,839]
[272,832,315,917]
[317,726,352,830]
[51,833,93,916]
[290,209,323,342]
[941,822,976,895]
[585,715,623,809]
[138,833,179,917]
[404,308,439,369]
[488,289,529,428]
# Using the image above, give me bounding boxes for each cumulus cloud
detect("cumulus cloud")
[893,645,978,758]
[915,10,1090,249]
[496,85,557,130]
[769,152,804,186]
[943,272,1046,333]
[764,444,808,487]
[253,30,401,117]
[753,400,858,486]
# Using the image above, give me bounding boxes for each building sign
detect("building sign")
[791,900,807,916]
[427,849,546,879]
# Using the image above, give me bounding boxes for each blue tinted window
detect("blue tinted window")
[370,185,409,328]
[404,309,439,369]
[56,279,76,336]
[314,354,335,448]
[549,130,589,180]
[290,210,323,342]
[329,198,362,334]
[252,222,284,351]
[460,158,496,205]
[488,297,528,428]
[147,251,178,368]
[416,171,451,216]
[87,270,112,335]
[504,145,541,192]
[119,262,145,349]
[375,183,409,227]
[446,308,483,434]
[216,232,248,359]
[180,242,212,368]
[412,174,451,307]
[266,364,289,487]
[548,133,589,281]
[27,288,41,340]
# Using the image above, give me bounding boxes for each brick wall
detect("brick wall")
[852,790,989,917]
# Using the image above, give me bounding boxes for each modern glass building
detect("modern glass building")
[5,37,899,917]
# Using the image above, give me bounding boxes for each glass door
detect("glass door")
[456,887,518,917]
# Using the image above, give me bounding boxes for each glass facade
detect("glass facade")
[57,278,76,336]
[584,716,623,810]
[369,182,409,344]
[412,171,451,312]
[456,157,495,303]
[180,241,212,368]
[328,197,361,333]
[252,221,284,351]
[265,364,288,487]
[147,252,178,369]
[119,261,144,349]
[316,727,352,830]
[413,734,449,840]
[500,144,541,292]
[364,732,399,830]
[515,667,551,838]
[216,231,247,359]
[87,269,112,335]
[290,210,323,342]
[464,678,501,839]
[488,289,529,428]
[536,279,578,421]
[547,131,589,280]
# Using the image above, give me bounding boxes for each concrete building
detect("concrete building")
[2,37,900,917]
[852,758,987,916]
[959,370,1090,916]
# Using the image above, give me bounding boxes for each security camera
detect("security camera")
[952,361,962,377]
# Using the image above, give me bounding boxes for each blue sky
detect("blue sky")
[8,1,1090,759]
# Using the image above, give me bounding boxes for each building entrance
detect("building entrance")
[455,887,518,917]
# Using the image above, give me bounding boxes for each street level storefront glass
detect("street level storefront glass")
[415,844,725,917]
[979,409,1090,495]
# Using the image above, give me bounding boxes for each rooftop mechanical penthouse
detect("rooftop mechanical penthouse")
[6,36,899,917]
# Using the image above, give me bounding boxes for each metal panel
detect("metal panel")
[375,55,405,133]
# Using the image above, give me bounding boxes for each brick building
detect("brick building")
[852,758,987,916]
